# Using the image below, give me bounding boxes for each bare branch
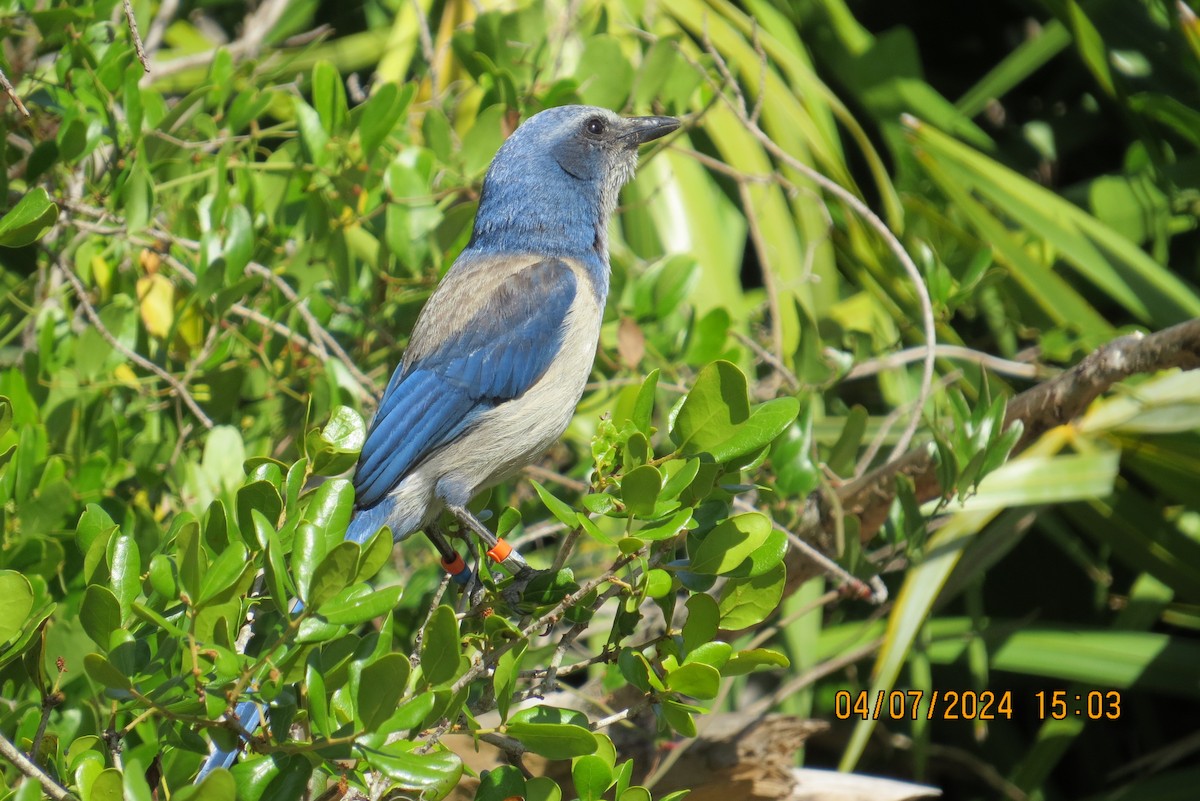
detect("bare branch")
[59,259,215,430]
[784,317,1200,596]
[0,66,30,118]
[245,262,376,402]
[0,731,79,801]
[694,35,938,462]
[847,344,1047,382]
[143,0,179,56]
[122,0,150,72]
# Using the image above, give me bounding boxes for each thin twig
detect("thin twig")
[245,262,376,402]
[731,329,800,391]
[147,0,291,80]
[0,66,30,117]
[698,35,937,463]
[122,0,150,72]
[732,496,885,604]
[0,731,79,801]
[847,344,1045,381]
[59,260,215,429]
[410,0,438,92]
[143,0,179,55]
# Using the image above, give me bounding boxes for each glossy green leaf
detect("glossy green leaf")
[689,513,773,575]
[621,464,662,517]
[573,754,613,801]
[505,721,598,760]
[682,593,720,654]
[317,583,402,625]
[0,187,59,246]
[684,641,733,670]
[364,741,463,796]
[305,541,360,609]
[358,653,410,730]
[229,754,313,801]
[80,584,121,649]
[723,648,791,676]
[717,563,786,630]
[421,604,461,685]
[0,571,34,646]
[666,662,721,699]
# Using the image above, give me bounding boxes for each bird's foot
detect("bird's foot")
[500,565,547,606]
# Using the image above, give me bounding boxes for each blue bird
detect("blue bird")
[345,105,678,580]
[198,104,678,778]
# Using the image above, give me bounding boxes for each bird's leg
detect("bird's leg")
[445,503,533,577]
[423,524,474,589]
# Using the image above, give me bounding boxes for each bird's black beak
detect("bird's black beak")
[620,115,680,147]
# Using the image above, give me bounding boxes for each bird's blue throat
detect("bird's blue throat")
[466,160,612,298]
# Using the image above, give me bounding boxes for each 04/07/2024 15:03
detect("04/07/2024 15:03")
[833,689,1123,721]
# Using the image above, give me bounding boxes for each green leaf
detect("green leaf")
[175,767,237,801]
[306,406,366,477]
[363,741,462,796]
[0,187,59,247]
[358,82,413,155]
[312,61,348,133]
[525,776,563,801]
[382,692,438,732]
[717,563,786,630]
[631,369,659,434]
[88,767,124,801]
[617,648,661,693]
[306,658,330,738]
[684,641,732,670]
[689,513,773,575]
[534,480,579,528]
[672,361,749,454]
[0,571,34,646]
[621,465,662,517]
[0,396,12,439]
[222,206,253,282]
[421,604,461,685]
[572,754,613,801]
[196,543,250,607]
[305,541,360,609]
[80,585,121,649]
[666,662,720,699]
[682,593,719,654]
[505,721,598,760]
[474,764,526,801]
[318,583,402,625]
[494,639,528,723]
[660,698,697,737]
[722,527,787,578]
[294,98,330,166]
[723,648,791,676]
[107,529,140,619]
[357,653,410,731]
[710,397,801,464]
[292,522,323,603]
[355,525,394,582]
[644,569,673,599]
[83,652,131,690]
[576,35,634,110]
[229,754,313,801]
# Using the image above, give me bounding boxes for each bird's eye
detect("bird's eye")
[585,117,606,136]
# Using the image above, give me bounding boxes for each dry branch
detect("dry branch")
[784,317,1200,595]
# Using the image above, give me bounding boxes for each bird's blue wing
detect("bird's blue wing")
[353,258,578,509]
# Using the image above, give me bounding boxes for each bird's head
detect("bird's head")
[469,105,679,264]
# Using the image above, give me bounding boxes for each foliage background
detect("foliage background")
[3,0,1200,799]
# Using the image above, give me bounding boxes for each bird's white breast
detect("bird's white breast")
[386,257,603,527]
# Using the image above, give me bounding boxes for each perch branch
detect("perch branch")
[59,259,215,430]
[784,317,1200,596]
[0,731,79,801]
